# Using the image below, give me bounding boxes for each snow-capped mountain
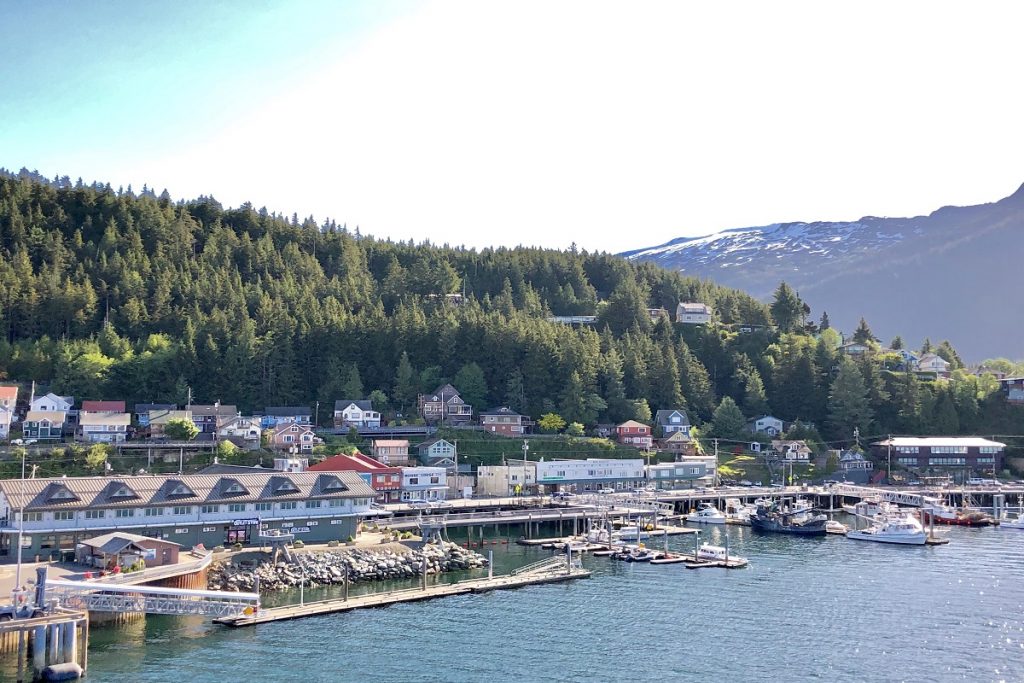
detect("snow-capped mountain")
[622,183,1024,360]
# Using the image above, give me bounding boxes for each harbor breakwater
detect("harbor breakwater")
[207,542,489,592]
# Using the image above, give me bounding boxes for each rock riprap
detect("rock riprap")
[208,542,489,592]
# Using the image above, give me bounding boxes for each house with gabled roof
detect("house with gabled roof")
[616,420,653,450]
[217,416,263,449]
[479,407,533,437]
[417,384,472,424]
[77,411,130,443]
[917,353,952,378]
[654,409,691,437]
[267,421,322,453]
[0,386,17,439]
[676,302,712,324]
[260,406,313,428]
[147,410,195,439]
[32,393,74,414]
[748,415,784,437]
[134,403,177,427]
[372,439,412,466]
[659,429,696,457]
[190,403,238,436]
[333,400,381,429]
[23,411,66,440]
[81,400,126,413]
[0,470,375,563]
[309,452,403,502]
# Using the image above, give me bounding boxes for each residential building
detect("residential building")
[838,341,870,356]
[333,400,381,429]
[23,411,66,441]
[308,453,403,503]
[148,410,195,439]
[658,430,696,457]
[0,471,375,563]
[676,302,712,324]
[32,393,74,414]
[190,404,238,436]
[217,416,263,449]
[654,409,691,437]
[76,532,181,569]
[78,411,130,443]
[748,415,784,437]
[260,407,313,428]
[400,466,448,502]
[81,400,126,413]
[479,407,533,437]
[417,384,473,424]
[594,424,616,439]
[0,386,16,440]
[835,450,874,484]
[647,307,670,322]
[1000,377,1024,405]
[372,439,412,466]
[870,437,1006,477]
[616,420,653,450]
[134,403,176,427]
[645,457,716,488]
[266,422,322,453]
[535,458,645,493]
[417,438,456,464]
[272,457,309,473]
[771,439,812,462]
[477,460,536,496]
[916,353,952,378]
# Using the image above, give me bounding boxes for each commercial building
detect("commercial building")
[535,458,645,493]
[477,460,536,496]
[645,458,716,489]
[400,467,448,502]
[308,453,403,503]
[0,471,374,564]
[871,437,1006,478]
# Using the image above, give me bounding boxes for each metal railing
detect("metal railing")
[510,556,568,576]
[86,550,213,585]
[46,579,259,617]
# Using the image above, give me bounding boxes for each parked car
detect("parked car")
[430,500,453,509]
[408,500,431,510]
[9,439,22,445]
[597,488,615,495]
[739,480,753,487]
[553,491,576,500]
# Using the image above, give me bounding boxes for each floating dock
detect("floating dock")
[214,564,590,627]
[517,525,698,547]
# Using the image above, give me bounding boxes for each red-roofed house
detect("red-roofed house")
[308,452,402,502]
[81,400,127,413]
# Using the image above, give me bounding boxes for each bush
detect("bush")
[327,540,339,548]
[232,542,243,551]
[346,535,355,543]
[293,540,304,548]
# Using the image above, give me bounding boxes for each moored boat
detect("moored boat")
[919,499,995,527]
[686,502,727,524]
[749,502,828,536]
[825,520,849,535]
[846,512,927,545]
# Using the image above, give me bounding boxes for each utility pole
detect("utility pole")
[521,440,530,498]
[887,434,892,486]
[14,447,26,590]
[713,439,719,487]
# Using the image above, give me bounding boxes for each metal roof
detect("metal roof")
[80,531,180,554]
[79,412,131,426]
[872,437,1006,448]
[0,471,375,511]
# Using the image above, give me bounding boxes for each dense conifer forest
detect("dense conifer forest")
[0,169,1021,452]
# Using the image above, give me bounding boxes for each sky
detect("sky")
[2,0,1024,253]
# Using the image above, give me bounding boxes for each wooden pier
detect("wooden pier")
[214,564,590,627]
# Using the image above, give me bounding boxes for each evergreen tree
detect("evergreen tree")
[770,282,804,333]
[454,362,488,410]
[340,364,365,399]
[935,340,963,370]
[819,311,831,331]
[504,368,527,414]
[742,368,770,416]
[392,351,416,410]
[709,396,747,440]
[890,335,904,350]
[932,389,960,434]
[851,318,876,344]
[826,357,873,440]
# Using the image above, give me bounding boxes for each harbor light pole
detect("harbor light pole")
[521,440,529,498]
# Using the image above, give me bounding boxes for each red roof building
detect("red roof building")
[308,452,402,502]
[81,400,127,413]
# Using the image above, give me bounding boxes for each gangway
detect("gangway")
[510,555,573,576]
[46,579,260,618]
[830,484,931,507]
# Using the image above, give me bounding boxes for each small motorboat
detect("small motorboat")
[1000,514,1024,530]
[686,502,727,524]
[825,520,849,535]
[846,512,927,545]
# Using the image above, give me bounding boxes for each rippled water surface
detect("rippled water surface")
[9,524,1024,682]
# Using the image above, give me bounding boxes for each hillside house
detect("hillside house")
[147,410,195,439]
[417,384,473,424]
[32,393,74,414]
[372,439,412,466]
[999,377,1024,405]
[23,411,66,440]
[838,341,870,356]
[77,411,130,443]
[80,400,126,413]
[659,430,696,457]
[217,416,263,448]
[654,409,690,437]
[0,386,15,440]
[772,439,812,462]
[134,403,176,427]
[190,404,238,436]
[916,353,951,378]
[260,407,313,428]
[676,302,712,324]
[748,415,784,437]
[267,422,321,452]
[616,420,653,450]
[479,407,533,436]
[333,400,381,429]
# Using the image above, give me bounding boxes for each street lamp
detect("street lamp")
[521,440,529,497]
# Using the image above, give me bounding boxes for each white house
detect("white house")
[771,439,812,462]
[78,412,130,443]
[748,415,784,437]
[838,341,870,356]
[535,458,645,493]
[400,466,448,502]
[30,392,73,413]
[218,416,263,448]
[917,353,951,378]
[333,400,381,429]
[676,302,712,324]
[0,386,17,440]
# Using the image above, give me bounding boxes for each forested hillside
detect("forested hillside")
[0,170,1019,447]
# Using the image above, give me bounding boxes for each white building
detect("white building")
[78,412,130,443]
[400,466,448,502]
[535,458,645,493]
[748,415,784,437]
[30,393,74,413]
[477,460,536,496]
[334,400,381,429]
[645,457,716,488]
[676,302,712,324]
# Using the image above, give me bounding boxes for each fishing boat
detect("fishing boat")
[846,512,927,545]
[686,502,727,524]
[843,498,902,519]
[724,498,757,525]
[919,498,995,527]
[749,502,828,536]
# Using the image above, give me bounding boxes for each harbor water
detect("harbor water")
[6,523,1024,682]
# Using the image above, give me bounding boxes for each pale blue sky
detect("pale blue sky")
[3,1,1024,252]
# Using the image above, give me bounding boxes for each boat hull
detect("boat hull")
[749,517,827,536]
[686,517,727,525]
[920,511,993,527]
[846,531,927,545]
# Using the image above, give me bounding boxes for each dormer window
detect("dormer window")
[319,476,347,492]
[169,482,196,497]
[274,480,300,494]
[46,485,79,503]
[109,484,137,499]
[222,481,248,495]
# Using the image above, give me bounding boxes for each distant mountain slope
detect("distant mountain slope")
[622,184,1024,360]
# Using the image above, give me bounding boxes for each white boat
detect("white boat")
[696,543,748,565]
[612,525,652,540]
[846,512,927,545]
[686,503,727,524]
[583,525,612,545]
[825,520,849,535]
[842,497,901,518]
[1000,514,1024,530]
[725,498,757,525]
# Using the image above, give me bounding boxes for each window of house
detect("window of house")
[144,507,161,517]
[306,500,321,508]
[256,502,273,512]
[85,510,105,520]
[330,499,345,508]
[228,504,247,513]
[173,506,192,515]
[430,477,439,484]
[279,501,297,510]
[201,505,220,514]
[53,511,74,521]
[115,509,134,518]
[409,477,419,485]
[40,535,57,549]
